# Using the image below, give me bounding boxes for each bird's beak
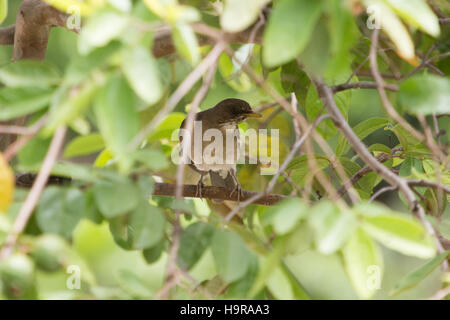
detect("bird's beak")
[243,112,262,118]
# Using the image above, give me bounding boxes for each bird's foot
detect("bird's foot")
[195,180,205,198]
[230,183,243,203]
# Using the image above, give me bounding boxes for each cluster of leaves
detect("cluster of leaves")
[0,0,449,300]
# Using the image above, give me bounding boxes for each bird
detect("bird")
[179,98,261,201]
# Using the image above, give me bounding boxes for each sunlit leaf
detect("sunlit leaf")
[122,45,164,105]
[343,228,384,299]
[94,75,139,172]
[78,10,128,55]
[356,203,436,259]
[0,61,61,88]
[261,198,307,235]
[363,0,416,63]
[262,0,323,67]
[308,201,357,254]
[0,153,14,214]
[0,0,8,24]
[64,134,105,158]
[172,23,200,65]
[221,0,270,33]
[385,0,440,37]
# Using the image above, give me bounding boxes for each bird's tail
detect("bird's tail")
[209,171,236,191]
[208,171,243,222]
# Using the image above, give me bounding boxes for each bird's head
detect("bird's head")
[213,98,261,125]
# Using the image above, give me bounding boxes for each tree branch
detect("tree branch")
[12,0,74,61]
[331,81,398,93]
[0,25,15,45]
[153,183,284,206]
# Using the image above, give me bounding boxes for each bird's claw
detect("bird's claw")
[230,184,243,203]
[196,180,205,198]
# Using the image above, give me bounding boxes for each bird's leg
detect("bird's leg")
[229,170,243,203]
[195,173,206,198]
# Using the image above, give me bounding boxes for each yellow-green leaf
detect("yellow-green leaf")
[343,228,384,299]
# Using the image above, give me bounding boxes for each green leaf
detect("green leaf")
[336,118,389,156]
[299,18,330,76]
[18,136,51,168]
[287,155,330,187]
[92,180,140,219]
[45,80,101,134]
[221,0,270,33]
[78,10,128,55]
[399,74,450,115]
[172,23,200,65]
[388,125,428,154]
[142,240,165,264]
[36,187,86,239]
[122,45,163,105]
[280,61,310,106]
[399,156,423,177]
[147,112,185,142]
[262,0,323,67]
[0,61,61,88]
[0,253,37,300]
[117,269,153,299]
[0,0,8,24]
[227,255,259,298]
[390,251,449,296]
[305,85,349,139]
[132,149,169,171]
[308,201,357,254]
[211,230,252,282]
[65,42,121,85]
[0,87,53,121]
[178,222,215,270]
[326,0,358,76]
[64,134,105,158]
[357,203,436,259]
[363,0,415,62]
[385,0,440,37]
[129,201,165,250]
[343,228,384,299]
[94,75,139,172]
[261,198,307,235]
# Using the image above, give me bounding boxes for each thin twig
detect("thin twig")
[428,285,450,300]
[369,30,425,144]
[3,115,48,162]
[0,126,67,260]
[161,49,221,300]
[369,185,397,202]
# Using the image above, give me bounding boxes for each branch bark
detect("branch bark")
[12,0,73,61]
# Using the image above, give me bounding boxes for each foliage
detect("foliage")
[0,0,449,300]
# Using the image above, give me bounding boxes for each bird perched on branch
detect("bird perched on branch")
[179,98,261,201]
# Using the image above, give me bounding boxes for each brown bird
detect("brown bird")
[179,98,261,200]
